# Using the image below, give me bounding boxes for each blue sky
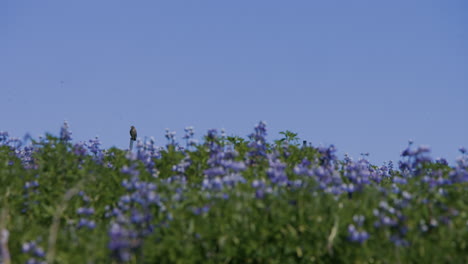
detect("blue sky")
[2,0,467,165]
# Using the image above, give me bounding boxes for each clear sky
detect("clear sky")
[2,0,467,165]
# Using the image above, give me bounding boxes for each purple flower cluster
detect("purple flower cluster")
[315,145,337,166]
[182,126,198,149]
[172,156,191,175]
[108,171,166,262]
[247,121,268,160]
[202,130,246,190]
[165,129,178,148]
[343,159,381,187]
[373,200,409,247]
[17,145,36,170]
[0,131,8,144]
[266,153,289,186]
[399,142,432,177]
[121,165,140,178]
[59,121,72,142]
[73,142,88,157]
[347,215,369,243]
[421,169,450,189]
[22,176,40,213]
[0,132,37,169]
[108,222,140,262]
[0,133,21,150]
[133,138,162,177]
[293,150,344,195]
[22,239,46,264]
[3,121,468,257]
[295,149,393,197]
[191,205,210,216]
[251,179,272,199]
[449,148,468,183]
[86,137,103,161]
[76,191,96,230]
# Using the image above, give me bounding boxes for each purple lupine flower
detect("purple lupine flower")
[108,176,166,262]
[133,138,161,174]
[0,131,8,144]
[373,199,410,246]
[86,137,103,162]
[22,178,41,213]
[312,166,343,195]
[77,207,95,216]
[78,191,91,203]
[353,215,365,227]
[14,144,37,170]
[130,210,145,224]
[22,239,46,263]
[59,121,72,142]
[399,142,433,177]
[293,144,345,196]
[247,121,268,159]
[192,205,210,215]
[343,159,372,192]
[76,191,95,229]
[317,145,338,166]
[73,142,87,156]
[342,183,355,193]
[266,154,289,186]
[436,158,448,165]
[204,167,225,178]
[393,177,407,185]
[347,224,369,243]
[121,165,140,177]
[77,218,96,229]
[289,179,303,188]
[449,153,468,183]
[293,158,312,176]
[183,126,195,140]
[221,160,246,172]
[460,147,467,154]
[165,129,178,148]
[202,134,246,190]
[380,216,397,226]
[183,126,198,149]
[401,191,412,200]
[22,242,34,253]
[390,235,409,247]
[252,179,265,189]
[87,138,101,155]
[173,156,191,174]
[108,222,135,262]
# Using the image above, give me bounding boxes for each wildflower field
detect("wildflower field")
[0,122,467,263]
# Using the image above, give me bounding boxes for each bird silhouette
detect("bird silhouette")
[130,126,137,141]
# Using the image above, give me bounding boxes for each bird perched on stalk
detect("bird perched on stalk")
[130,126,137,141]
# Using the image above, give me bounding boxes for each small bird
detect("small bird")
[130,126,137,141]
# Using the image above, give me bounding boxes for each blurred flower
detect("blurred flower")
[78,218,96,229]
[60,121,72,142]
[73,142,87,156]
[347,224,369,243]
[353,215,365,227]
[86,137,103,160]
[267,154,288,186]
[22,239,46,263]
[247,121,268,159]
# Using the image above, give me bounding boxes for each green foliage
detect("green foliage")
[0,132,467,264]
[277,130,300,146]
